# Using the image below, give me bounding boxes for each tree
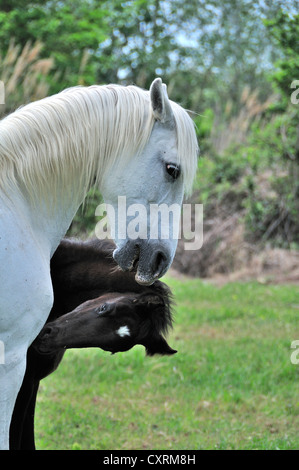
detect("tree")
[0,0,108,90]
[265,10,299,104]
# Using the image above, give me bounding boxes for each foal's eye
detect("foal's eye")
[96,304,108,315]
[165,163,180,180]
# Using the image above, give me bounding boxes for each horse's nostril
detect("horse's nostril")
[131,244,140,271]
[152,251,167,278]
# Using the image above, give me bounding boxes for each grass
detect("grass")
[35,276,299,450]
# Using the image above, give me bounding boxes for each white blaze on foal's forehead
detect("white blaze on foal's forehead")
[116,326,130,337]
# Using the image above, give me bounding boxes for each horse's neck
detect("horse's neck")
[25,191,84,259]
[1,95,105,255]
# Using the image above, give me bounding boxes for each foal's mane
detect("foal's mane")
[0,83,198,207]
[139,281,175,339]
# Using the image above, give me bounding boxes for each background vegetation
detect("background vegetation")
[0,0,298,450]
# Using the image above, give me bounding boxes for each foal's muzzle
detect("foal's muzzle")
[32,325,59,354]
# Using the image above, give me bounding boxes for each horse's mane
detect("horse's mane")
[0,84,198,207]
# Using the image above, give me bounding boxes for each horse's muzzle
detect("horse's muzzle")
[113,239,171,285]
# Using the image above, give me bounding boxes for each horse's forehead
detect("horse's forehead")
[148,124,177,151]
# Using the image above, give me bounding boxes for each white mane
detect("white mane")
[0,84,198,207]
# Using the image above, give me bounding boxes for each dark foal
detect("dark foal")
[10,239,175,450]
[35,291,176,356]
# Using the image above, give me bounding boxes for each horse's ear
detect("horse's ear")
[150,78,174,126]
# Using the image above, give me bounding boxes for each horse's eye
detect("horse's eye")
[96,304,108,315]
[166,163,180,180]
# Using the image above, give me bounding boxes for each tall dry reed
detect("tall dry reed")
[210,87,277,155]
[0,39,54,118]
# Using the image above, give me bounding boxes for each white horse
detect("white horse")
[0,78,198,449]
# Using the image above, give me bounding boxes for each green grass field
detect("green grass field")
[35,276,299,450]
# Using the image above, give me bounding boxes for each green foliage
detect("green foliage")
[67,189,103,238]
[194,109,214,140]
[0,0,108,91]
[194,100,299,248]
[96,0,180,86]
[193,6,299,250]
[265,11,299,104]
[244,177,299,248]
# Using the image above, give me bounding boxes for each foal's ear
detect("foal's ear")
[145,335,177,356]
[138,294,164,307]
[150,78,174,126]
